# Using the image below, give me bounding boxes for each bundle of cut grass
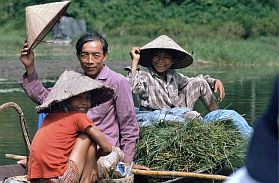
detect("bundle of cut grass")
[135,120,248,175]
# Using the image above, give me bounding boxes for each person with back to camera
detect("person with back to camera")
[127,35,253,138]
[19,31,145,169]
[28,70,115,183]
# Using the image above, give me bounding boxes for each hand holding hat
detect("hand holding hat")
[20,41,35,76]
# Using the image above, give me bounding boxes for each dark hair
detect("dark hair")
[46,100,74,113]
[76,31,108,56]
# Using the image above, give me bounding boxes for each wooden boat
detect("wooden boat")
[0,167,224,183]
[0,159,227,183]
[0,102,227,183]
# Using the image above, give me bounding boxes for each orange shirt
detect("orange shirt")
[28,112,93,179]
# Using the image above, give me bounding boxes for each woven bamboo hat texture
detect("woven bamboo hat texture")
[36,70,114,113]
[139,35,193,69]
[25,1,71,50]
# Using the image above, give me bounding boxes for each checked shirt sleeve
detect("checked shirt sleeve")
[127,69,149,100]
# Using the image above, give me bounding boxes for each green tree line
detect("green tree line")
[0,0,277,39]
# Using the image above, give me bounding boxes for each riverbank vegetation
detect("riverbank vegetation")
[0,0,277,66]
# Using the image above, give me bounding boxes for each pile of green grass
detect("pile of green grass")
[135,120,247,175]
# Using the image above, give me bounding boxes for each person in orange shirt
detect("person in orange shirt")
[27,70,116,183]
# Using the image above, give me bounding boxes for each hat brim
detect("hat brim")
[35,70,114,113]
[139,48,193,69]
[37,86,114,113]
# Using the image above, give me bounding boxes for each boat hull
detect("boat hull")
[0,164,26,181]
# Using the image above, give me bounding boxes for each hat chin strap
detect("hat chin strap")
[38,22,61,44]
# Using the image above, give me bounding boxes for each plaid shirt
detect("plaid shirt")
[126,67,216,110]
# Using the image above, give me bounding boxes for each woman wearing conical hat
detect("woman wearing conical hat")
[127,35,253,138]
[27,70,120,182]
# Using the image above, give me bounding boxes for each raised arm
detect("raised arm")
[129,47,141,74]
[20,42,35,76]
[126,47,149,98]
[19,42,50,104]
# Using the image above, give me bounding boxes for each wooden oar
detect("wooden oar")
[132,169,228,181]
[5,154,229,181]
[5,154,26,161]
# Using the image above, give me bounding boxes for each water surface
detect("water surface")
[0,65,277,165]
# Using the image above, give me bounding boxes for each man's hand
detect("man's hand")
[214,79,225,101]
[19,41,35,76]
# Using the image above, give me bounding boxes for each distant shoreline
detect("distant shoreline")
[1,59,277,81]
[0,59,131,80]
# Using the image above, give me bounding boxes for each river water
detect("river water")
[0,65,277,165]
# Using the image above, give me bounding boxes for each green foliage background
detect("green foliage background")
[1,0,277,38]
[0,0,278,65]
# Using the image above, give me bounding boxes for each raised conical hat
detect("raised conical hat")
[36,70,114,113]
[139,35,193,69]
[26,1,71,50]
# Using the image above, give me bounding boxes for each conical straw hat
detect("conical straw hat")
[26,1,71,50]
[36,70,114,113]
[139,35,193,69]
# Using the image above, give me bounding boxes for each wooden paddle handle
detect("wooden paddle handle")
[5,154,27,161]
[132,169,228,181]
